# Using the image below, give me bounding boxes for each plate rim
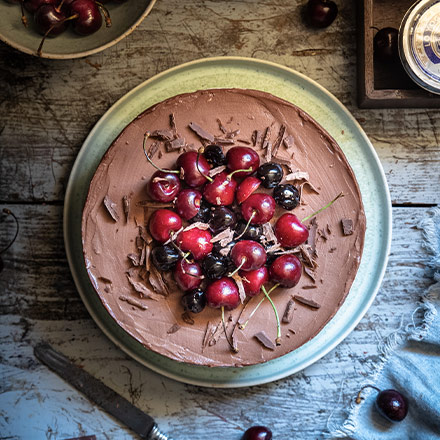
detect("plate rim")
[64,56,392,388]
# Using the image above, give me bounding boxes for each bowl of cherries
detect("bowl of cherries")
[0,0,156,58]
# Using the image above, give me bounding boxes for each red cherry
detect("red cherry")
[34,4,68,36]
[242,426,272,440]
[176,228,213,261]
[241,193,276,225]
[206,278,240,310]
[231,240,266,271]
[148,170,181,203]
[69,0,103,35]
[176,151,211,187]
[236,176,261,204]
[174,259,203,291]
[203,171,237,206]
[226,147,260,178]
[269,254,302,287]
[175,189,202,220]
[306,0,338,28]
[274,213,309,248]
[149,209,182,243]
[240,266,269,297]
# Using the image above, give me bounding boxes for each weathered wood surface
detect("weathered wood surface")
[0,0,439,439]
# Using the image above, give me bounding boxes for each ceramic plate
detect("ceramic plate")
[64,57,392,388]
[0,0,155,59]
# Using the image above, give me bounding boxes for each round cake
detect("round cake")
[82,88,366,367]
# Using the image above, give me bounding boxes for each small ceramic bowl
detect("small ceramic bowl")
[0,0,156,59]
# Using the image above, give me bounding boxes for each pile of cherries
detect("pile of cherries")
[145,141,311,319]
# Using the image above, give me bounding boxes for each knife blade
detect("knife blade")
[34,343,173,440]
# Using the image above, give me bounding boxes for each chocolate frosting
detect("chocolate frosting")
[82,89,366,367]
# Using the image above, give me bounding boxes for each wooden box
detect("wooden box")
[357,0,440,108]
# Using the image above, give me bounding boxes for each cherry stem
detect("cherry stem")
[227,167,253,180]
[196,147,213,183]
[234,211,256,240]
[143,132,179,174]
[239,283,280,330]
[355,385,381,404]
[302,192,344,222]
[0,209,19,254]
[20,0,27,27]
[228,259,246,278]
[262,285,281,345]
[56,0,65,12]
[95,1,111,27]
[222,306,238,353]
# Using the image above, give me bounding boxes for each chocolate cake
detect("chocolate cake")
[82,88,366,367]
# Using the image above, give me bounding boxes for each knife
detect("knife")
[34,343,174,440]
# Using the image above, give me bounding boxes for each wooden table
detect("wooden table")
[1,1,439,438]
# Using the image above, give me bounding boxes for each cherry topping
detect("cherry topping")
[68,0,103,36]
[206,277,240,310]
[234,220,262,241]
[231,240,267,272]
[273,184,300,210]
[203,171,237,206]
[202,253,229,280]
[306,0,338,28]
[148,170,181,203]
[241,193,276,225]
[240,266,269,297]
[181,288,207,314]
[226,147,260,178]
[236,176,261,204]
[188,200,211,224]
[151,244,180,271]
[174,259,203,291]
[374,27,399,63]
[176,228,213,261]
[242,426,272,440]
[34,4,68,36]
[274,213,309,248]
[203,144,226,167]
[208,206,236,234]
[256,163,283,189]
[175,189,202,220]
[375,389,408,422]
[269,254,302,287]
[149,209,182,243]
[177,151,211,187]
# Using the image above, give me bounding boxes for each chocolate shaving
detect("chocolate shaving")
[326,223,332,235]
[122,195,131,222]
[147,141,160,159]
[166,137,186,151]
[181,312,195,325]
[251,130,261,147]
[254,331,276,350]
[272,125,286,157]
[266,243,283,253]
[302,285,317,289]
[265,141,272,162]
[270,156,294,170]
[318,228,328,241]
[208,165,226,177]
[283,134,294,150]
[293,295,321,309]
[139,226,153,245]
[217,118,228,134]
[139,244,146,266]
[262,222,278,246]
[213,137,235,145]
[261,126,271,149]
[237,138,251,144]
[189,122,215,143]
[183,222,210,232]
[300,180,320,195]
[126,274,161,301]
[150,129,175,141]
[119,295,148,310]
[203,321,217,349]
[149,265,170,296]
[308,217,318,256]
[170,113,177,136]
[103,195,119,222]
[304,266,316,282]
[136,200,174,209]
[299,244,317,269]
[136,236,144,250]
[341,218,354,236]
[210,227,234,244]
[167,323,181,334]
[329,247,337,253]
[282,298,295,323]
[145,244,151,272]
[231,273,246,303]
[285,170,310,181]
[127,253,140,266]
[98,276,112,284]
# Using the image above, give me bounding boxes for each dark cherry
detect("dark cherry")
[231,240,267,271]
[68,0,103,35]
[256,163,283,189]
[242,426,272,440]
[177,151,211,188]
[234,220,262,241]
[226,147,260,178]
[376,389,408,422]
[269,254,302,287]
[206,277,240,310]
[240,266,269,297]
[208,206,236,234]
[24,0,55,13]
[273,184,300,210]
[34,4,68,36]
[174,259,203,291]
[374,27,399,62]
[188,200,211,224]
[202,253,229,280]
[175,189,202,220]
[151,244,180,271]
[236,176,261,204]
[176,227,213,261]
[181,288,207,314]
[241,193,276,224]
[306,0,338,28]
[203,144,226,167]
[274,213,309,248]
[149,209,182,243]
[203,171,237,206]
[148,170,181,203]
